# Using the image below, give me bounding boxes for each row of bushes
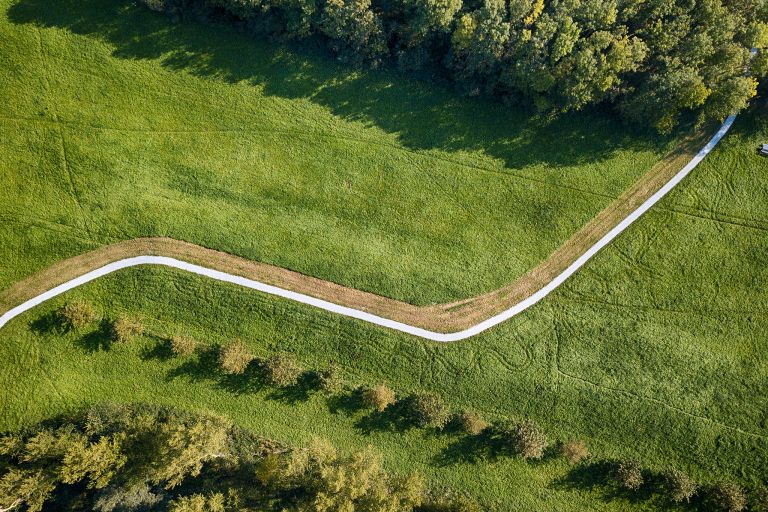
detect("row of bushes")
[57,300,560,459]
[137,0,768,132]
[171,334,768,511]
[611,459,768,512]
[56,300,767,510]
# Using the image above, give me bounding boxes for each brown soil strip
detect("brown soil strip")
[0,129,709,334]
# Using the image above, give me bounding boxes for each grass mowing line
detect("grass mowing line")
[658,205,768,232]
[557,294,768,321]
[32,22,96,239]
[0,115,737,340]
[555,367,768,440]
[1,112,622,203]
[549,309,768,440]
[55,128,89,229]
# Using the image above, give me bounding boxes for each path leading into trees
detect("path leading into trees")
[0,115,737,341]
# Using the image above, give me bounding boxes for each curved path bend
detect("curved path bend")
[0,115,737,341]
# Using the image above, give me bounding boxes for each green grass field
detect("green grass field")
[0,0,673,305]
[2,0,767,509]
[2,110,767,510]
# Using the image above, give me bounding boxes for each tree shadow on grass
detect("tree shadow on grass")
[29,310,65,335]
[165,344,221,384]
[164,346,267,394]
[218,362,266,395]
[326,387,366,416]
[325,389,455,436]
[7,0,668,172]
[522,443,564,468]
[354,409,408,434]
[30,311,115,353]
[141,337,175,361]
[552,459,615,493]
[434,423,567,467]
[74,318,114,352]
[433,426,510,466]
[29,310,110,350]
[267,372,317,404]
[551,459,671,507]
[353,400,423,434]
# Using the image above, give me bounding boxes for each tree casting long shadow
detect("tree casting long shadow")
[552,461,689,509]
[162,345,320,401]
[7,0,668,171]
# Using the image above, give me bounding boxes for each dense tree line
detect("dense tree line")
[0,403,479,511]
[140,0,768,132]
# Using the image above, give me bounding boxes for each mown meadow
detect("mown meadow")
[1,0,767,509]
[2,108,768,509]
[0,0,673,305]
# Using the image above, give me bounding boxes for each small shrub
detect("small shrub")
[263,352,303,387]
[664,468,697,503]
[316,363,344,393]
[561,440,589,464]
[710,482,747,512]
[219,340,254,375]
[170,335,197,357]
[458,410,488,435]
[362,384,396,412]
[59,299,98,329]
[512,420,548,460]
[408,392,450,429]
[111,315,144,343]
[615,459,644,491]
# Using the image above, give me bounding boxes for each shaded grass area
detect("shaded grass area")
[0,0,671,304]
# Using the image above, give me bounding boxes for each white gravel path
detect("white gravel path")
[0,114,738,341]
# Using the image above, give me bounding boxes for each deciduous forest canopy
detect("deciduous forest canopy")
[0,403,475,512]
[143,0,768,132]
